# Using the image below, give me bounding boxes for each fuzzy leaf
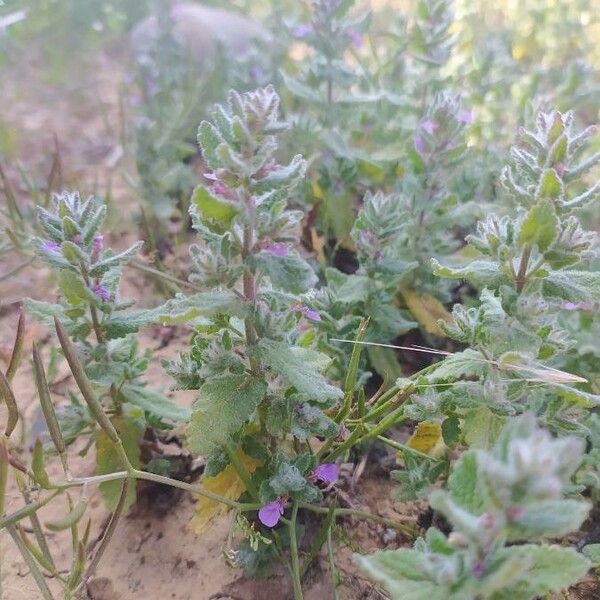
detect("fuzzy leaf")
[543,270,600,303]
[191,185,239,227]
[254,340,343,404]
[518,200,559,251]
[120,384,190,423]
[187,374,267,455]
[253,249,317,294]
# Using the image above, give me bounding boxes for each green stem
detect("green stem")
[515,245,532,293]
[327,526,339,600]
[6,524,54,600]
[288,502,304,600]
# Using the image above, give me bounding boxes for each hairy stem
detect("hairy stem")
[288,502,304,600]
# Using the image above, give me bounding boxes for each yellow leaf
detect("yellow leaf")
[312,180,324,201]
[406,421,443,456]
[400,287,453,337]
[310,228,327,265]
[191,450,259,534]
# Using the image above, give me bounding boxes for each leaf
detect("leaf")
[149,291,247,324]
[254,340,343,404]
[518,200,559,251]
[441,415,461,448]
[432,258,504,287]
[463,407,506,449]
[495,545,590,598]
[58,271,89,306]
[325,268,370,303]
[253,250,317,294]
[582,544,600,565]
[507,499,590,540]
[96,417,141,511]
[407,422,443,456]
[88,242,143,278]
[447,451,485,514]
[190,185,239,227]
[536,168,564,200]
[187,374,267,455]
[355,549,448,600]
[120,385,190,423]
[192,450,259,534]
[428,349,490,381]
[400,288,452,337]
[543,270,600,303]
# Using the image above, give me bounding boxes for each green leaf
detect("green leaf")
[120,384,190,423]
[518,200,559,251]
[441,415,461,448]
[57,271,89,306]
[494,545,590,598]
[536,168,564,200]
[432,258,504,287]
[325,268,370,303]
[253,250,317,294]
[149,291,247,324]
[254,340,343,404]
[187,374,267,455]
[96,417,141,511]
[88,242,143,278]
[543,270,600,303]
[447,451,485,514]
[428,349,490,381]
[582,544,600,565]
[190,185,239,227]
[197,121,224,170]
[463,407,506,449]
[367,345,405,383]
[507,499,590,540]
[355,549,448,600]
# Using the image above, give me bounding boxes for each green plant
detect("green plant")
[24,191,188,509]
[357,414,591,599]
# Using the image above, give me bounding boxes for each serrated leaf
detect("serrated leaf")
[448,451,485,514]
[494,545,590,598]
[96,417,141,511]
[355,549,448,600]
[120,384,190,423]
[537,168,564,200]
[428,349,490,381]
[187,374,267,455]
[149,291,247,324]
[254,340,343,404]
[543,270,600,303]
[253,249,317,294]
[192,450,259,534]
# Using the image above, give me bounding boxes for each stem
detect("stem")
[299,504,417,537]
[6,524,54,600]
[515,245,532,293]
[288,502,304,600]
[75,478,129,594]
[129,259,197,291]
[327,526,339,600]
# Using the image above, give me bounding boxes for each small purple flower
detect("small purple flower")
[300,306,321,322]
[292,23,314,39]
[203,171,218,181]
[345,28,363,48]
[250,64,265,81]
[42,240,60,253]
[420,119,437,135]
[92,234,104,256]
[456,108,473,124]
[265,243,288,257]
[562,301,593,311]
[311,463,338,484]
[73,234,83,246]
[92,283,111,302]
[258,497,285,527]
[413,133,425,155]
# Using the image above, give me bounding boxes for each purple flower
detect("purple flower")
[92,234,104,257]
[42,240,61,253]
[346,28,363,48]
[250,64,265,81]
[265,243,288,257]
[562,301,593,311]
[456,108,473,124]
[413,133,425,155]
[92,283,111,302]
[312,463,338,484]
[258,497,285,527]
[300,306,321,322]
[420,119,437,135]
[293,23,313,39]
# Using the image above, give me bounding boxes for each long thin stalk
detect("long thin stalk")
[288,502,304,600]
[327,526,339,600]
[6,524,54,600]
